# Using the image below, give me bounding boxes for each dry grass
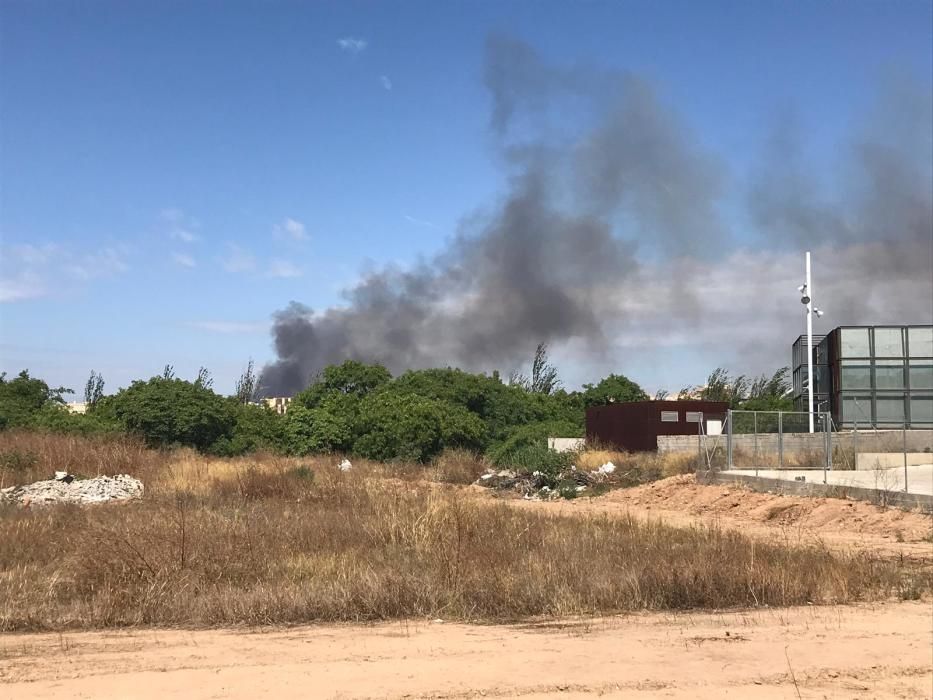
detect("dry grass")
[0,434,927,631]
[576,449,698,481]
[0,430,170,488]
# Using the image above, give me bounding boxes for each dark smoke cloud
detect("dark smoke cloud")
[259,38,932,396]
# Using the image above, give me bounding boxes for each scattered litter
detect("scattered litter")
[1,474,144,507]
[596,461,616,474]
[338,459,353,472]
[575,485,586,492]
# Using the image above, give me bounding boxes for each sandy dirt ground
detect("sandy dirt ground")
[493,475,933,558]
[3,477,930,699]
[2,602,931,699]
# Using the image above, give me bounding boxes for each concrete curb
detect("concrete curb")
[697,470,933,513]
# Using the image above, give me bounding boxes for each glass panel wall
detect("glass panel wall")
[908,327,933,357]
[909,360,933,390]
[875,360,905,389]
[875,395,906,424]
[839,360,871,389]
[910,396,933,425]
[874,328,904,357]
[840,328,870,357]
[840,394,872,425]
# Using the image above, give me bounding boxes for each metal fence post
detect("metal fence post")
[727,409,733,470]
[753,411,759,477]
[827,412,833,472]
[853,421,858,470]
[903,422,908,493]
[778,411,784,470]
[822,413,828,484]
[697,412,703,473]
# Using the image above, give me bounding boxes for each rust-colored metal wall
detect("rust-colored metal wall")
[585,400,729,452]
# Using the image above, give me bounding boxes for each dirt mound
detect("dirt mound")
[1,474,144,506]
[604,474,933,544]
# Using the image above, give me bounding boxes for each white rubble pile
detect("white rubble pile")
[0,474,144,506]
[338,459,353,472]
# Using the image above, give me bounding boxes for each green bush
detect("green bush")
[353,391,486,462]
[108,377,236,451]
[284,404,354,455]
[488,420,581,465]
[493,444,576,487]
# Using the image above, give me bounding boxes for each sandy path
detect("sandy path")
[1,602,931,699]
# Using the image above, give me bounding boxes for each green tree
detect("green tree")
[0,370,73,429]
[580,374,648,407]
[108,376,235,450]
[295,360,392,409]
[218,401,288,455]
[235,359,258,404]
[84,370,105,407]
[353,391,485,462]
[284,404,354,455]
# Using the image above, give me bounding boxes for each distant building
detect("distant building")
[65,402,88,414]
[262,397,292,415]
[792,325,933,428]
[585,400,729,452]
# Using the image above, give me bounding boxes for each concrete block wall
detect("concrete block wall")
[658,429,933,457]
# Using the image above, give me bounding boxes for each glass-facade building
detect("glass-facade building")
[792,325,933,428]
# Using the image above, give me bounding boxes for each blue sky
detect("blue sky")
[2,1,932,396]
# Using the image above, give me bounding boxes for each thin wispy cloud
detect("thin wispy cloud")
[0,242,129,302]
[171,252,196,269]
[160,207,200,243]
[380,75,392,91]
[337,37,367,54]
[64,247,130,280]
[404,214,439,229]
[268,259,303,278]
[221,244,256,273]
[273,217,309,242]
[186,320,268,334]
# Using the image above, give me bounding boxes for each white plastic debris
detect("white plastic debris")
[338,459,353,472]
[597,461,616,474]
[575,485,587,492]
[54,471,70,481]
[480,473,494,480]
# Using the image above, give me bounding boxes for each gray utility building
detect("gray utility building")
[792,324,933,428]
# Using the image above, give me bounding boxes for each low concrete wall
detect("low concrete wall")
[659,429,933,456]
[548,437,585,453]
[856,453,933,470]
[698,470,933,512]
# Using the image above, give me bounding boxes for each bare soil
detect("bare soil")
[493,474,933,558]
[2,601,931,699]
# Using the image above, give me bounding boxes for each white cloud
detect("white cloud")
[380,75,392,91]
[273,217,309,241]
[0,242,130,302]
[221,244,256,273]
[404,214,438,229]
[268,259,303,278]
[172,252,196,268]
[337,37,367,53]
[0,269,46,302]
[160,207,200,243]
[186,320,268,334]
[65,247,130,281]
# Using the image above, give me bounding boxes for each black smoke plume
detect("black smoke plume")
[259,38,932,396]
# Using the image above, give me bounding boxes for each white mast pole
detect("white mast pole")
[806,251,814,433]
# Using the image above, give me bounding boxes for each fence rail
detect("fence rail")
[693,410,932,495]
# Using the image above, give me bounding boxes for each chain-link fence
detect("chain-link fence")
[696,409,933,494]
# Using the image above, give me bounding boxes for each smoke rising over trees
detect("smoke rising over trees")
[259,36,933,397]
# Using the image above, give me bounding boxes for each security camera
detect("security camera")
[797,284,807,293]
[800,295,810,305]
[813,307,824,318]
